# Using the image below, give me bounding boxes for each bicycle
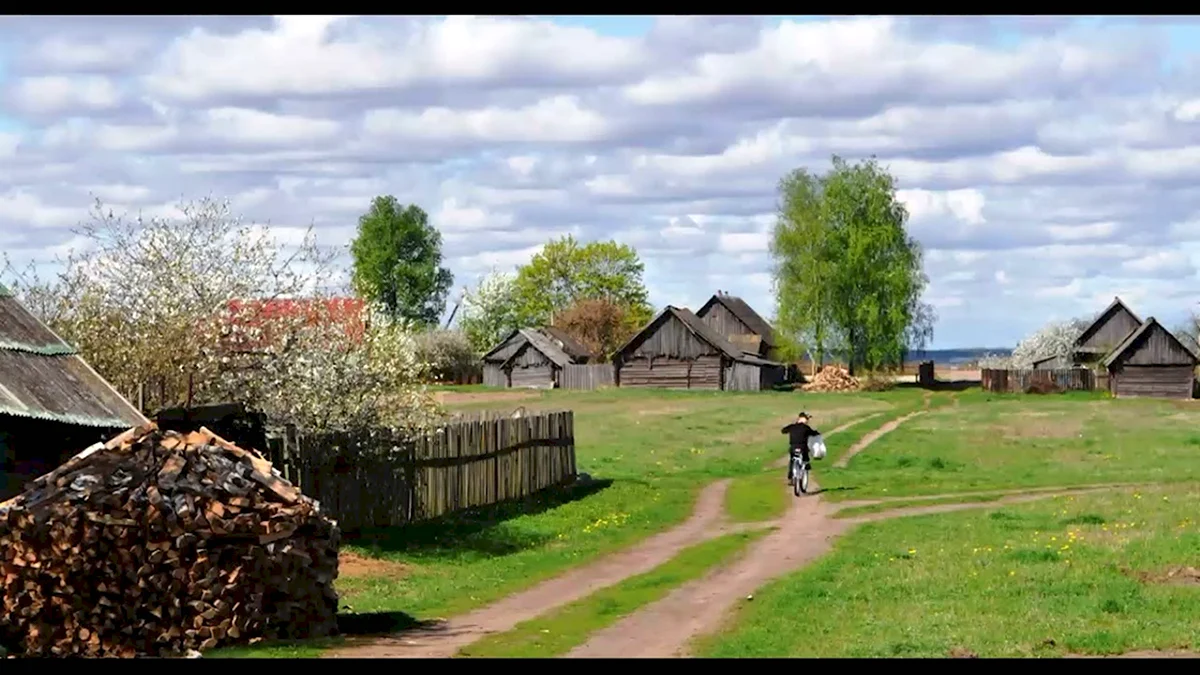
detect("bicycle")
[790,453,810,496]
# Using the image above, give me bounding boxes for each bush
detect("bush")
[414,329,481,384]
[860,373,896,392]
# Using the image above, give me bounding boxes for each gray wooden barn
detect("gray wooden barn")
[480,327,592,389]
[695,291,778,360]
[1072,297,1143,367]
[1102,317,1198,399]
[0,284,148,500]
[613,305,785,390]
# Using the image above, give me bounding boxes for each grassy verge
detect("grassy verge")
[459,529,769,658]
[818,394,1200,501]
[725,471,788,522]
[698,483,1200,657]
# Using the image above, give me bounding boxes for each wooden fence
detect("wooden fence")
[560,363,615,390]
[980,368,1096,393]
[263,410,576,530]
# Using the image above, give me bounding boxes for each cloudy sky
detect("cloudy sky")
[3,15,1200,349]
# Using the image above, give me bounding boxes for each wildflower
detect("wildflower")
[908,549,917,555]
[1009,570,1015,576]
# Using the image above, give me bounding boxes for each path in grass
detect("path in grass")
[832,410,927,469]
[325,479,737,659]
[564,481,1133,658]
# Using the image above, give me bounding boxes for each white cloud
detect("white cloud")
[363,96,609,144]
[9,75,122,114]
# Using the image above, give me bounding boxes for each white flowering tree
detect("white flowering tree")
[2,197,439,434]
[978,316,1093,369]
[456,269,521,354]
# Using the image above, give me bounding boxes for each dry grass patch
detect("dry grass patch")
[435,390,540,405]
[338,551,411,579]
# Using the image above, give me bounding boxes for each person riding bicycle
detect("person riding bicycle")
[781,411,818,482]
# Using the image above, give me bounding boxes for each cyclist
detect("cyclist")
[781,411,819,483]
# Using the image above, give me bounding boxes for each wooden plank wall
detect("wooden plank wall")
[561,363,615,390]
[264,410,577,530]
[980,368,1096,393]
[724,362,761,391]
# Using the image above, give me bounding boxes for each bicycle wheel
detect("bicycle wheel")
[793,461,804,497]
[799,465,809,494]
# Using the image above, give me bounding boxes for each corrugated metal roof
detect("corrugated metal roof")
[0,292,146,429]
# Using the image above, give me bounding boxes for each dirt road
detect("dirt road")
[833,410,925,468]
[326,479,735,659]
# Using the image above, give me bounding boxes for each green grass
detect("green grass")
[207,639,336,659]
[698,483,1200,658]
[726,471,788,522]
[459,529,769,658]
[832,492,1007,519]
[817,393,1200,501]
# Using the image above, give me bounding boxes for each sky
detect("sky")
[3,16,1200,349]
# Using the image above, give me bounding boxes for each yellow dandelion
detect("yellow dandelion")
[908,549,917,555]
[1009,570,1015,576]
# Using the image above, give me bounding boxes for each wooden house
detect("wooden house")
[480,327,593,388]
[613,306,786,390]
[1072,297,1142,367]
[0,284,148,500]
[695,291,778,360]
[1102,317,1198,399]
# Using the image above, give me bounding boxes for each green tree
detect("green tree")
[456,269,521,354]
[349,197,453,327]
[772,156,934,374]
[512,235,653,330]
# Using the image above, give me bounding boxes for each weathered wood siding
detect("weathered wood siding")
[724,362,761,391]
[980,368,1096,393]
[506,344,557,389]
[699,302,752,340]
[560,363,615,390]
[618,355,723,389]
[486,332,528,363]
[1113,324,1196,366]
[623,313,722,360]
[483,363,508,388]
[1110,365,1194,399]
[1078,306,1141,352]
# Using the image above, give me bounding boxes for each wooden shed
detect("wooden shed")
[1031,353,1070,370]
[1102,318,1198,400]
[613,306,785,390]
[695,291,778,360]
[0,284,148,500]
[500,330,576,389]
[1073,297,1142,366]
[481,327,593,388]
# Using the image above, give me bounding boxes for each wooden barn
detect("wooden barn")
[695,291,778,360]
[1031,353,1070,370]
[1102,317,1198,399]
[480,327,592,388]
[1073,297,1143,367]
[0,284,148,500]
[613,305,786,390]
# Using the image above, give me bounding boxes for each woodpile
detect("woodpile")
[0,423,339,658]
[800,365,861,392]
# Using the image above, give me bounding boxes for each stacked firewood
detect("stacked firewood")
[0,424,340,658]
[800,365,861,392]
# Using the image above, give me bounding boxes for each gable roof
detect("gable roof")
[1102,317,1199,368]
[697,293,776,347]
[0,286,148,429]
[482,329,529,362]
[616,305,782,366]
[1074,296,1142,351]
[539,325,593,360]
[501,329,574,369]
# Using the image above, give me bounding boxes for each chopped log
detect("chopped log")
[0,424,340,658]
[800,365,861,392]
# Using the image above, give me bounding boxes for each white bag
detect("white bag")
[808,434,827,460]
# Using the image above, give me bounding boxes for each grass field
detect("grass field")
[699,482,1200,657]
[222,383,1200,659]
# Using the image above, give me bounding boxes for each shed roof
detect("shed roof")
[698,293,776,347]
[481,329,529,362]
[1074,296,1142,352]
[1102,317,1199,368]
[501,329,574,369]
[617,305,783,366]
[539,325,593,360]
[0,286,147,429]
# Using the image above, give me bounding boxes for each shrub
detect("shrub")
[413,329,482,384]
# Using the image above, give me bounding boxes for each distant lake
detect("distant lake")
[908,348,1012,366]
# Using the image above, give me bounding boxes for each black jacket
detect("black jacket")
[781,422,818,451]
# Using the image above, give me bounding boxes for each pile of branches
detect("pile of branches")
[0,424,340,658]
[800,365,861,392]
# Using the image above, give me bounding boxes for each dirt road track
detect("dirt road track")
[325,479,734,659]
[564,482,1128,658]
[833,410,926,468]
